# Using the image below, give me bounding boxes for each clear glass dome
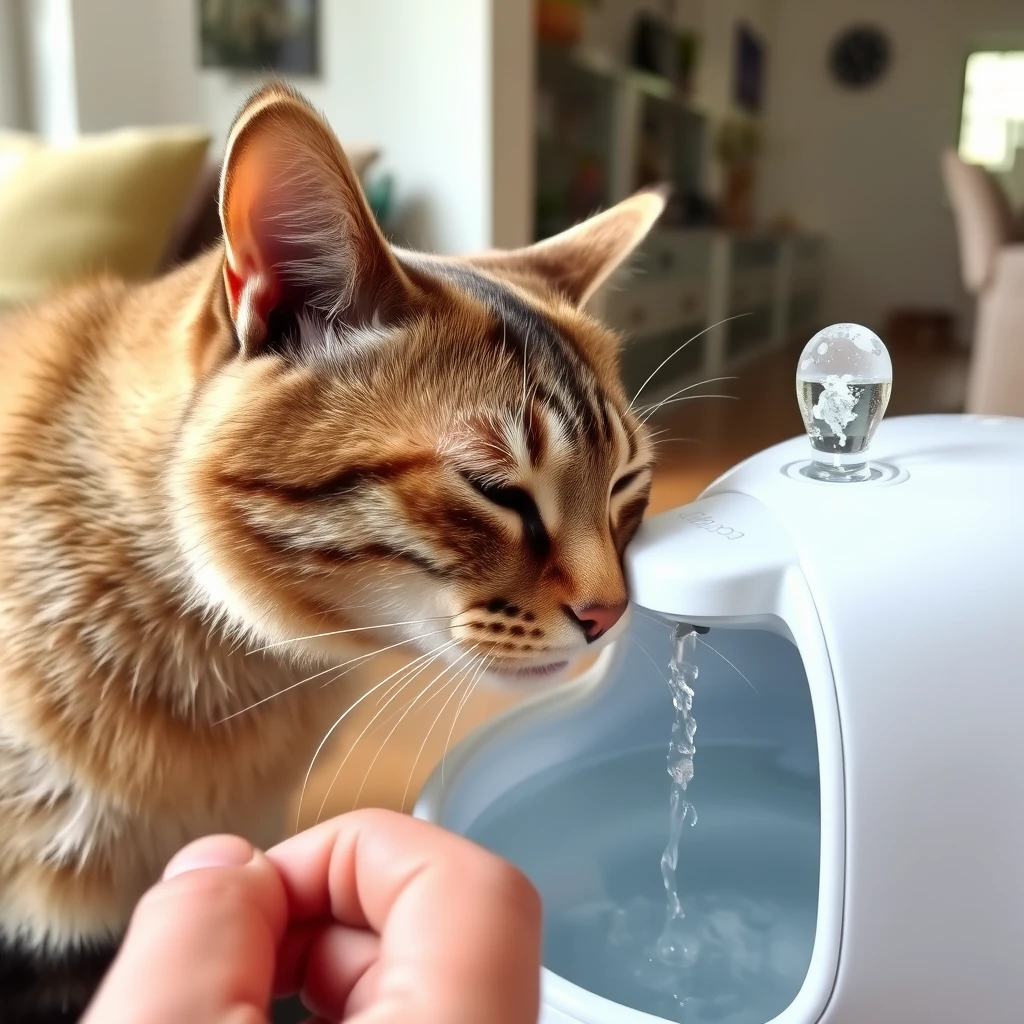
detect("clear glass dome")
[795,323,892,482]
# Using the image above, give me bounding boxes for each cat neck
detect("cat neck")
[0,249,306,723]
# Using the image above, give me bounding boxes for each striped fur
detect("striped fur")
[0,83,664,1017]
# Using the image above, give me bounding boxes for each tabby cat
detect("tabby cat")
[0,83,663,1021]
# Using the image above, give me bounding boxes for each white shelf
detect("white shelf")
[605,229,827,408]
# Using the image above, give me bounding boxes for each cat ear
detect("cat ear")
[219,83,411,355]
[468,188,668,307]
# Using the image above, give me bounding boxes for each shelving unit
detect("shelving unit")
[536,42,827,400]
[597,230,826,402]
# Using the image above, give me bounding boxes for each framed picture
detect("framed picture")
[199,0,319,75]
[734,23,765,113]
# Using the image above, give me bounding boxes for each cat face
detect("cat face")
[173,85,664,686]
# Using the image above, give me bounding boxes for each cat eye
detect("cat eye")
[611,469,643,496]
[462,473,550,559]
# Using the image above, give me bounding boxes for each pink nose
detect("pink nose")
[568,601,627,643]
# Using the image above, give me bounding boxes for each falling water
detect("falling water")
[654,624,701,964]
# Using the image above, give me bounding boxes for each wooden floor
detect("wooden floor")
[297,341,969,827]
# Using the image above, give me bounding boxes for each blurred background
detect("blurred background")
[1,0,1022,819]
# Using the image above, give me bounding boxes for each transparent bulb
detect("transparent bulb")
[795,323,892,482]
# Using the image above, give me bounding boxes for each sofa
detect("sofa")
[0,128,379,309]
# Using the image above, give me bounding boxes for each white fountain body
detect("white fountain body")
[418,405,1024,1023]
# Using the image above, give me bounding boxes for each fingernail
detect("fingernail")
[163,835,255,879]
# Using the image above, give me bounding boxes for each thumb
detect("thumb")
[83,834,288,1024]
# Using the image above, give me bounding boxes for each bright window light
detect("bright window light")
[959,51,1024,171]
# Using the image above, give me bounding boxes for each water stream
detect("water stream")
[655,625,701,965]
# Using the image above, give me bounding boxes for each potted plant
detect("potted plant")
[536,0,594,48]
[715,117,761,230]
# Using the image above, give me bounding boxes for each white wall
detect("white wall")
[0,0,29,129]
[760,0,1024,340]
[155,0,533,255]
[490,0,534,248]
[13,0,531,255]
[697,0,774,121]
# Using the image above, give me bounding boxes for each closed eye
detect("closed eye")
[612,468,645,496]
[461,474,550,559]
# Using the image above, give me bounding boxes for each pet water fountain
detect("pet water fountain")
[416,324,1024,1024]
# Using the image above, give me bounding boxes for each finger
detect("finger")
[274,922,380,1012]
[300,925,379,1019]
[83,835,288,1024]
[267,809,541,1024]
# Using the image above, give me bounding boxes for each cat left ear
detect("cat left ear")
[468,188,668,307]
[219,83,412,355]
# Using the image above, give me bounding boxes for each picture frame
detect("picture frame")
[734,23,765,113]
[199,0,319,75]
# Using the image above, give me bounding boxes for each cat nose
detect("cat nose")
[567,601,627,643]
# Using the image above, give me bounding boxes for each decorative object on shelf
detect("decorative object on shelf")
[734,23,765,113]
[536,0,594,48]
[676,30,700,96]
[199,0,318,74]
[715,119,761,231]
[632,13,700,96]
[829,25,891,89]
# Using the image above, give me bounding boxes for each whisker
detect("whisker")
[695,636,759,694]
[294,641,454,831]
[627,606,760,695]
[441,655,490,789]
[629,632,670,686]
[634,376,738,420]
[629,604,663,624]
[312,644,475,824]
[638,394,739,426]
[401,653,486,812]
[628,313,752,410]
[313,625,454,691]
[219,626,453,723]
[249,615,451,654]
[354,649,482,813]
[347,649,479,814]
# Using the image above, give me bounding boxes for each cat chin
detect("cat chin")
[479,659,576,692]
[478,648,603,692]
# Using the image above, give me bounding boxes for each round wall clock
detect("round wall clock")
[829,25,891,89]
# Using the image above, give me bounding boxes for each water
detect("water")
[468,745,819,1023]
[656,627,700,963]
[796,377,891,455]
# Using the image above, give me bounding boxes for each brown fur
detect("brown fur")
[0,83,663,1015]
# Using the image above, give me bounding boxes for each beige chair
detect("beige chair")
[941,148,1024,417]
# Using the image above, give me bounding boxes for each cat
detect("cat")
[0,82,663,1022]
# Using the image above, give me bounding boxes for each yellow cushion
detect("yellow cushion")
[0,127,211,306]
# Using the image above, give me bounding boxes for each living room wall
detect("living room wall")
[12,0,532,256]
[759,0,1024,341]
[150,0,533,256]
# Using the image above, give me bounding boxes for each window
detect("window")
[959,51,1024,171]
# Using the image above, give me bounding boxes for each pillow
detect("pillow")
[0,127,211,307]
[0,131,43,180]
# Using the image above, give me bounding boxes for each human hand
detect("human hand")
[82,809,542,1023]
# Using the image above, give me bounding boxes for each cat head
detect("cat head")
[173,84,665,687]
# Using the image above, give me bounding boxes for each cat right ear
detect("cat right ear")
[219,83,412,355]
